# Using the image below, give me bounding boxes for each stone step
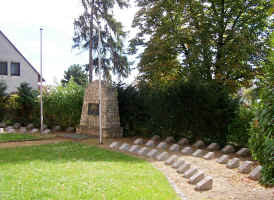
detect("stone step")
[156,152,169,161]
[165,155,179,165]
[133,138,144,145]
[147,149,159,158]
[195,176,213,191]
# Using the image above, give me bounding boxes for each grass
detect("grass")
[0,133,41,142]
[0,142,180,200]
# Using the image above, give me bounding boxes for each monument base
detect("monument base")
[76,126,123,138]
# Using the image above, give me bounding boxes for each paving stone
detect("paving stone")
[43,124,48,130]
[6,126,13,130]
[178,138,189,146]
[192,149,206,157]
[128,145,140,153]
[206,143,220,151]
[165,155,179,165]
[66,127,75,132]
[216,155,230,164]
[236,148,251,157]
[169,144,180,152]
[195,176,213,191]
[26,123,34,129]
[181,147,193,155]
[13,123,21,129]
[109,141,120,149]
[192,140,205,149]
[177,162,191,174]
[188,171,205,184]
[0,122,6,128]
[151,135,160,141]
[203,152,216,160]
[156,151,169,161]
[248,165,262,181]
[31,128,39,133]
[221,145,235,154]
[133,138,144,145]
[226,158,240,169]
[137,147,150,155]
[238,161,253,174]
[42,129,51,134]
[119,143,130,151]
[7,128,15,133]
[53,125,61,132]
[156,142,168,149]
[165,136,175,143]
[19,127,27,133]
[147,149,159,158]
[172,158,185,169]
[183,167,198,178]
[145,140,155,147]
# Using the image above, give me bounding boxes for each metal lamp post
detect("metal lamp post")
[98,23,103,144]
[40,28,44,134]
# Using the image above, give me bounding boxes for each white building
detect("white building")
[0,30,42,93]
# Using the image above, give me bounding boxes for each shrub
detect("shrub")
[16,82,39,124]
[0,82,7,121]
[116,79,238,145]
[249,86,274,186]
[116,82,149,137]
[227,105,254,147]
[43,79,84,128]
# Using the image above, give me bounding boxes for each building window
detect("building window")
[11,62,20,76]
[0,62,8,75]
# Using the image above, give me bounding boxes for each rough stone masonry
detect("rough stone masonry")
[77,81,123,137]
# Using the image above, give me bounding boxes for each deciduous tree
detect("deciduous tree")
[130,0,273,92]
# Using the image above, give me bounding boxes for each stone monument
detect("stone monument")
[77,80,123,137]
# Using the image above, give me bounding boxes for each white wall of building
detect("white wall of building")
[0,31,39,93]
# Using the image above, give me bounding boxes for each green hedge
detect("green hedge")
[2,80,84,129]
[117,80,238,145]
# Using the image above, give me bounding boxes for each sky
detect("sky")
[0,0,139,85]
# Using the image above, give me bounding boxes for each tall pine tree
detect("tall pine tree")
[73,0,130,82]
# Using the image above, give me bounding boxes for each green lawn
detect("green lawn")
[0,142,180,200]
[0,133,41,142]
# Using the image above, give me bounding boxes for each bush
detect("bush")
[16,82,39,124]
[0,82,7,121]
[116,82,149,137]
[227,105,254,147]
[116,79,238,145]
[43,79,84,128]
[249,86,274,186]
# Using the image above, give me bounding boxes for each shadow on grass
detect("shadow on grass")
[0,142,146,165]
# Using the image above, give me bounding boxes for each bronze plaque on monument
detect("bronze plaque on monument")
[88,103,99,115]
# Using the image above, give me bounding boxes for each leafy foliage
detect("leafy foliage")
[116,79,237,145]
[227,105,254,147]
[61,64,88,87]
[248,33,274,186]
[130,0,273,92]
[43,79,84,128]
[73,0,131,81]
[15,83,39,124]
[0,82,7,121]
[115,82,149,137]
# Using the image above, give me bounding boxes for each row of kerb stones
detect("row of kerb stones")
[109,135,262,192]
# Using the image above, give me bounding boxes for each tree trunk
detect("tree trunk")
[89,0,95,83]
